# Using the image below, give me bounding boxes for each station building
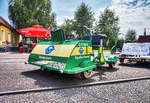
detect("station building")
[0,16,21,50]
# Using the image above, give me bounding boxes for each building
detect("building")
[0,16,20,50]
[138,35,150,43]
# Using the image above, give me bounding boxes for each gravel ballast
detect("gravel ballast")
[0,52,150,102]
[0,79,150,103]
[0,52,150,92]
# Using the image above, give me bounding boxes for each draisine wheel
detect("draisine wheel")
[40,65,45,71]
[119,59,124,64]
[109,63,115,69]
[80,70,93,79]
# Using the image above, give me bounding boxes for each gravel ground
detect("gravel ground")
[0,52,150,93]
[0,79,150,103]
[0,52,150,102]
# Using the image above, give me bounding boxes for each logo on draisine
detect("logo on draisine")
[79,48,84,54]
[45,45,55,54]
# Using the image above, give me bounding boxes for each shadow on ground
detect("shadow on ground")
[119,62,150,70]
[21,66,119,88]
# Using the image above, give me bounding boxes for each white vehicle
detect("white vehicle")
[119,43,150,63]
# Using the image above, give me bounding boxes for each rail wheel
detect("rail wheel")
[119,59,124,64]
[109,63,115,69]
[40,65,45,71]
[80,70,93,79]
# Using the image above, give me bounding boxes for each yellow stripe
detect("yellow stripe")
[71,46,92,56]
[100,47,103,53]
[99,47,104,62]
[32,45,76,57]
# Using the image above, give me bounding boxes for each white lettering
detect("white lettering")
[75,56,89,59]
[39,56,52,60]
[78,43,88,47]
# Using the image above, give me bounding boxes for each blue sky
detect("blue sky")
[51,0,111,25]
[0,0,9,22]
[0,0,150,36]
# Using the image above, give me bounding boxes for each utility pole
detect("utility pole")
[144,28,146,36]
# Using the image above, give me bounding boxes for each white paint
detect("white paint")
[8,32,11,42]
[19,35,22,41]
[1,29,5,42]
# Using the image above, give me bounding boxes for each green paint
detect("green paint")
[28,53,68,63]
[105,55,118,64]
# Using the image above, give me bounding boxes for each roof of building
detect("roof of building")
[0,16,13,29]
[138,35,150,43]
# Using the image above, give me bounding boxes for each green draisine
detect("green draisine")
[27,29,118,79]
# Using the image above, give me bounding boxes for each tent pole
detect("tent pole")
[37,37,38,43]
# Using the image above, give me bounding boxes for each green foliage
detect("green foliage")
[61,19,75,39]
[8,0,57,30]
[74,2,94,39]
[125,29,137,42]
[95,8,120,48]
[116,38,124,51]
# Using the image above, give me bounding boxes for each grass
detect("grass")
[93,49,110,53]
[103,49,110,53]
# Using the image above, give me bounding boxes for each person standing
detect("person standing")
[5,40,10,52]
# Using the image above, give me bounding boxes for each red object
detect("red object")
[32,43,37,48]
[138,35,150,43]
[18,25,51,38]
[19,47,23,53]
[28,48,32,53]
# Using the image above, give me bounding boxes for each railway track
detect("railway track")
[0,76,150,96]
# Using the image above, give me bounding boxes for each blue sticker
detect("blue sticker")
[79,48,84,54]
[45,45,55,54]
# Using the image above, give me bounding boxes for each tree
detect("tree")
[144,28,146,36]
[49,12,57,30]
[74,2,94,39]
[8,0,57,30]
[95,8,120,48]
[116,38,124,51]
[125,29,137,42]
[61,19,75,39]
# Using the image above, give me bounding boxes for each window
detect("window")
[1,30,5,42]
[8,32,11,42]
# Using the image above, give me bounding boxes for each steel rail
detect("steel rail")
[0,76,150,96]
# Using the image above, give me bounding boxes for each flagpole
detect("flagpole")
[37,37,38,43]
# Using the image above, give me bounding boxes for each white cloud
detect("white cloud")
[123,0,134,2]
[96,0,150,37]
[54,7,75,25]
[56,0,150,36]
[111,0,121,4]
[57,16,73,25]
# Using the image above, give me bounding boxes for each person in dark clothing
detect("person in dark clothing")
[5,40,10,52]
[18,40,23,48]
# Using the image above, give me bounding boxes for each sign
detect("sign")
[39,56,52,60]
[79,48,84,54]
[45,45,55,54]
[75,56,89,59]
[121,43,150,56]
[78,43,88,47]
